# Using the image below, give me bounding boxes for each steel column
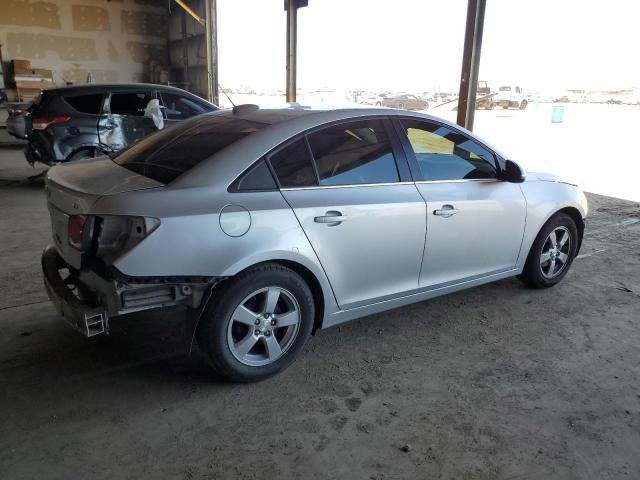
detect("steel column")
[286,0,298,103]
[456,0,487,131]
[205,0,219,105]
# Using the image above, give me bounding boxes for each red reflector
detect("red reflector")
[32,116,71,131]
[68,214,88,250]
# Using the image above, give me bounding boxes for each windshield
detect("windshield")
[112,115,268,184]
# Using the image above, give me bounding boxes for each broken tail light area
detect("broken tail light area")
[68,215,160,257]
[91,216,161,266]
[68,214,93,250]
[32,116,71,131]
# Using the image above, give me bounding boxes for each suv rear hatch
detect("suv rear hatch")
[46,158,162,268]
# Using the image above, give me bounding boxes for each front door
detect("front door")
[395,118,527,288]
[98,90,159,153]
[269,118,426,309]
[159,90,210,129]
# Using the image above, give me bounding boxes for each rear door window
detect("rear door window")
[268,139,317,188]
[306,119,400,186]
[109,91,153,116]
[64,94,104,114]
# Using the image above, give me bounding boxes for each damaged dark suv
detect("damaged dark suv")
[25,83,217,166]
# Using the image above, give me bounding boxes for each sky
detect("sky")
[216,0,640,93]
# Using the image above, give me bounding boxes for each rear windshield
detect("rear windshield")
[112,115,268,184]
[499,86,511,91]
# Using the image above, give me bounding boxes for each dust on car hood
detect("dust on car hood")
[46,157,163,196]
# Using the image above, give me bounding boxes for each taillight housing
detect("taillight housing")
[68,214,90,250]
[32,115,70,131]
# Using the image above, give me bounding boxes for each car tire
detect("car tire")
[519,212,578,289]
[519,100,528,110]
[66,148,95,162]
[196,263,315,382]
[375,101,382,106]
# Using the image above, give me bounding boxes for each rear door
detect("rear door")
[271,118,427,309]
[98,89,159,152]
[394,118,526,288]
[61,92,104,141]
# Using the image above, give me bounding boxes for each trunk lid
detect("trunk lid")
[47,157,163,199]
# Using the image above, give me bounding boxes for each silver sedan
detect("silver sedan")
[42,106,588,382]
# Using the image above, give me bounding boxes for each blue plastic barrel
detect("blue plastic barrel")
[551,106,564,123]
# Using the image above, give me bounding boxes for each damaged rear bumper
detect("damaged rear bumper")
[42,245,108,336]
[42,245,217,338]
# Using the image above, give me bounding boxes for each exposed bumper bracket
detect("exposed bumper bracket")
[42,245,109,337]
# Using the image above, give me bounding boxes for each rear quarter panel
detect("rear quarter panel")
[91,187,341,316]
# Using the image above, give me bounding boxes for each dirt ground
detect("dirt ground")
[1,147,639,480]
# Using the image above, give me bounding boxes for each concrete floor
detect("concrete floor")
[1,147,639,479]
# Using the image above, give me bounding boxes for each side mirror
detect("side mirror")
[499,159,525,183]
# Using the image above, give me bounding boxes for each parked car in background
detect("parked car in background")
[431,92,455,104]
[359,94,385,106]
[382,94,429,110]
[496,85,528,109]
[41,105,587,382]
[25,83,217,166]
[6,102,31,139]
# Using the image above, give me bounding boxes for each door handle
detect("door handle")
[314,211,347,226]
[433,205,459,218]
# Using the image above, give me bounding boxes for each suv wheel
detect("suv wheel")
[519,212,578,289]
[197,263,315,382]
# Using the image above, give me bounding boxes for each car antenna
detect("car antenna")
[218,83,236,108]
[217,82,259,114]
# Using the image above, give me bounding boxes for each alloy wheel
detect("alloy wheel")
[539,226,572,279]
[227,287,301,367]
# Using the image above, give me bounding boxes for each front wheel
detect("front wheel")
[197,263,315,382]
[519,212,578,289]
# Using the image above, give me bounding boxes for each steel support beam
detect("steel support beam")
[205,0,219,105]
[456,0,487,131]
[285,0,298,103]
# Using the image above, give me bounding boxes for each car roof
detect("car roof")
[172,105,507,188]
[45,83,211,99]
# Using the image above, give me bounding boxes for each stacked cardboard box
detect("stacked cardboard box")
[12,60,54,102]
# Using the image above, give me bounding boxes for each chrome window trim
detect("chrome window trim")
[414,179,501,185]
[280,181,416,191]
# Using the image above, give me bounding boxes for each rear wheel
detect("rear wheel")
[519,212,578,288]
[197,263,315,382]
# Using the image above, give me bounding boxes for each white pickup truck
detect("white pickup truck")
[496,85,528,110]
